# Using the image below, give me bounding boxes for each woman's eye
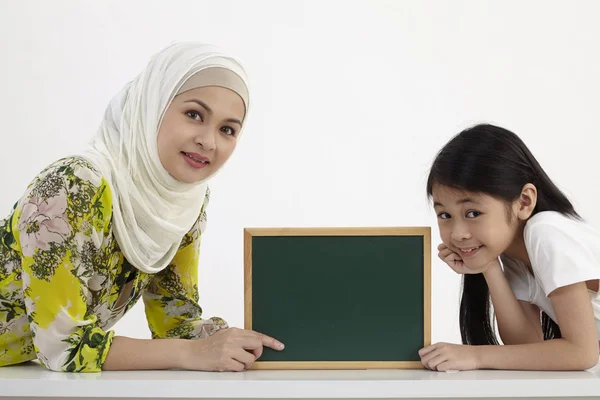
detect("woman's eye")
[466,211,481,218]
[437,212,451,220]
[186,110,203,121]
[221,126,236,136]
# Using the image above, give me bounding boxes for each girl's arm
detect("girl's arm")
[476,281,599,370]
[420,281,599,371]
[483,262,544,344]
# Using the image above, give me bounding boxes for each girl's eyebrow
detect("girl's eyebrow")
[433,198,479,208]
[456,197,478,205]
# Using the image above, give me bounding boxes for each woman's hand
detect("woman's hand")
[180,327,285,371]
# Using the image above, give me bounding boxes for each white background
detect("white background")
[1,0,599,346]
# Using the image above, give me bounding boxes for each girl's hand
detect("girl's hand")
[437,243,498,275]
[418,342,481,372]
[438,243,470,273]
[181,327,285,371]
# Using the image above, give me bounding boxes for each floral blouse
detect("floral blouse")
[0,157,227,372]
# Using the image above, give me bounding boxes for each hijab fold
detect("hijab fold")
[81,42,249,274]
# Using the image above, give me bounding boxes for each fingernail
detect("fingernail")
[278,342,285,350]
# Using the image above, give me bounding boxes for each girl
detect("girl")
[419,123,600,372]
[0,42,284,372]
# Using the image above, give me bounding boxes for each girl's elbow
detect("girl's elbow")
[580,350,599,370]
[571,342,599,370]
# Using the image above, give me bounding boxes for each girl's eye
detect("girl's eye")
[437,212,451,220]
[221,126,236,136]
[466,211,481,218]
[186,110,203,121]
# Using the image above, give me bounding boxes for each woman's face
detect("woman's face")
[157,86,245,183]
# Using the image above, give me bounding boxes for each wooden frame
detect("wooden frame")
[244,226,431,370]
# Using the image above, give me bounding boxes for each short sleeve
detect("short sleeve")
[525,215,600,296]
[501,255,533,302]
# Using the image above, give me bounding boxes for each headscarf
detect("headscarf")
[81,42,249,274]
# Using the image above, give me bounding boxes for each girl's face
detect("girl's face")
[432,184,535,271]
[157,86,245,184]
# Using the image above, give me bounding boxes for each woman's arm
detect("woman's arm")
[137,188,285,371]
[103,337,187,370]
[103,329,283,371]
[142,188,229,340]
[14,162,115,372]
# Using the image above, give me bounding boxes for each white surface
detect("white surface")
[2,1,600,347]
[1,363,600,399]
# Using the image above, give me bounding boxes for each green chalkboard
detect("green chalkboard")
[244,227,431,370]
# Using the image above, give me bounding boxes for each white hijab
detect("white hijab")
[81,42,249,274]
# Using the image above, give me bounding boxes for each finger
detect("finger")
[254,331,285,351]
[225,358,246,372]
[233,349,257,370]
[251,345,264,360]
[442,250,461,262]
[419,348,440,370]
[418,343,438,358]
[425,353,448,371]
[438,248,453,259]
[437,243,447,251]
[434,361,456,372]
[438,246,452,254]
[228,330,264,351]
[451,259,466,272]
[419,348,440,367]
[445,256,466,273]
[242,335,263,360]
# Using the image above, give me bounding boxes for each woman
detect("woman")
[0,42,284,372]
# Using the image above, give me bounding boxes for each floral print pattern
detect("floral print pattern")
[18,193,72,257]
[0,157,226,372]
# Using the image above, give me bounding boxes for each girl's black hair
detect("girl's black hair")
[426,123,579,344]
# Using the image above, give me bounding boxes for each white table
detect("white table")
[1,362,599,400]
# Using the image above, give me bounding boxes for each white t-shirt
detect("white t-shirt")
[501,211,600,339]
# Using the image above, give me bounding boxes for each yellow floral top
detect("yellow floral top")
[0,157,227,372]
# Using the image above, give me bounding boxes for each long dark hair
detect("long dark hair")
[426,123,580,344]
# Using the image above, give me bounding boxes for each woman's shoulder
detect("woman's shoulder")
[15,156,114,231]
[31,156,105,188]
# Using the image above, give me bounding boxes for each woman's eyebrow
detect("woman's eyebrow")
[184,99,242,125]
[225,118,242,126]
[184,99,212,113]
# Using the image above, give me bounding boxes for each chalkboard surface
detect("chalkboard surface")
[244,227,431,370]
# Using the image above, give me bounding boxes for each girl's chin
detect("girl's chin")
[463,261,491,273]
[464,260,497,273]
